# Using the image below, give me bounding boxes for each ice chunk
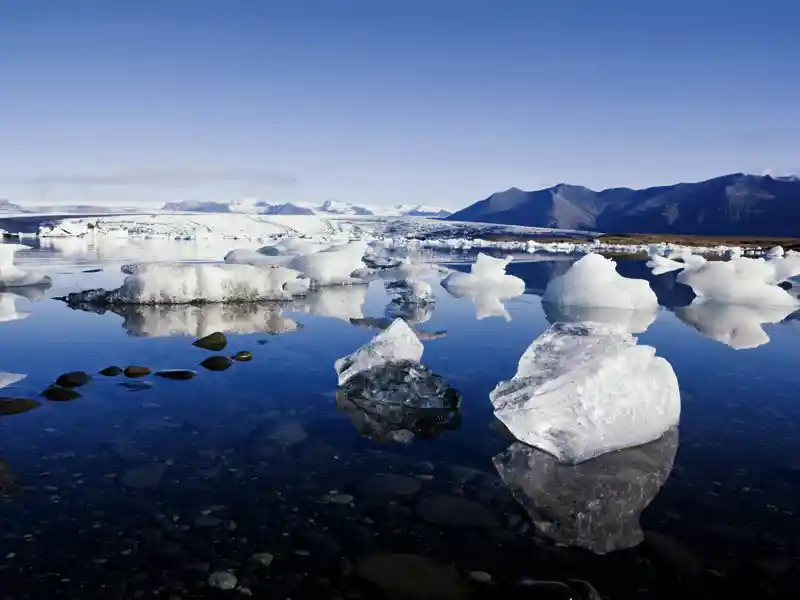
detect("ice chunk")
[646,254,686,276]
[334,361,461,443]
[266,237,329,256]
[492,428,678,554]
[766,245,785,259]
[334,319,423,385]
[490,323,681,464]
[0,244,51,289]
[223,248,286,266]
[542,302,657,335]
[677,257,799,307]
[60,263,311,305]
[441,254,524,320]
[0,372,25,390]
[0,293,31,323]
[286,240,368,286]
[674,302,795,349]
[542,254,658,311]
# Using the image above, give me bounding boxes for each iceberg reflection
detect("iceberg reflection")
[493,428,678,554]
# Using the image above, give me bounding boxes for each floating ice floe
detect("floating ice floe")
[286,240,369,287]
[0,244,51,289]
[0,293,31,323]
[0,372,26,390]
[490,322,681,464]
[59,263,311,306]
[441,253,525,320]
[493,427,678,554]
[674,302,796,350]
[334,318,423,386]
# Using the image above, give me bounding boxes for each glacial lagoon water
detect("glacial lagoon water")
[1,239,800,599]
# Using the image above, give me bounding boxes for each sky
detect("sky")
[2,0,799,209]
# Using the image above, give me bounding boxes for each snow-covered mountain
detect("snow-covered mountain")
[161,198,451,218]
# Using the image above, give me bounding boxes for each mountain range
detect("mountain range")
[447,173,800,236]
[161,199,452,218]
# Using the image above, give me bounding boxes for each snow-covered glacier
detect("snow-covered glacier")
[490,322,680,464]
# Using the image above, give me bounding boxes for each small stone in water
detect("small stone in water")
[207,571,237,590]
[55,371,91,388]
[232,351,252,362]
[469,571,492,583]
[124,366,151,378]
[41,386,81,402]
[200,356,233,372]
[99,366,123,377]
[193,332,227,352]
[251,552,274,567]
[155,369,197,381]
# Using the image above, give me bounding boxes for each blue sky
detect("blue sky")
[2,0,798,208]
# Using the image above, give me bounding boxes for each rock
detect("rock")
[251,552,274,568]
[55,371,91,388]
[416,495,497,528]
[207,571,237,590]
[469,571,492,583]
[193,332,227,352]
[99,366,123,377]
[357,473,422,497]
[155,369,197,381]
[0,397,41,417]
[41,385,81,402]
[200,356,233,372]
[124,366,151,378]
[356,553,470,599]
[232,351,252,362]
[121,463,167,488]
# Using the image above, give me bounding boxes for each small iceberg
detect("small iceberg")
[0,244,51,289]
[58,263,311,306]
[674,302,796,350]
[492,428,678,554]
[334,318,423,386]
[286,240,369,286]
[490,322,680,464]
[0,373,26,393]
[441,254,525,320]
[543,253,658,311]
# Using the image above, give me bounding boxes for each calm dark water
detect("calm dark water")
[1,241,800,599]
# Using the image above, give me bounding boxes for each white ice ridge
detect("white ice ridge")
[490,322,681,464]
[674,302,796,350]
[441,253,525,310]
[543,253,658,312]
[334,318,423,385]
[106,263,311,304]
[286,240,370,286]
[0,372,26,390]
[0,293,31,323]
[0,244,51,288]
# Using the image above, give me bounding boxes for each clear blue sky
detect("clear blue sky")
[2,0,798,208]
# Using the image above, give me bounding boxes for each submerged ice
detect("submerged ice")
[490,322,680,464]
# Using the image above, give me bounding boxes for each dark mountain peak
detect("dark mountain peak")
[447,172,800,236]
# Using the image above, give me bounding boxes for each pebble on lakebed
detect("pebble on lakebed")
[207,571,237,590]
[200,356,233,372]
[155,369,197,381]
[55,371,91,388]
[40,385,81,402]
[193,332,228,352]
[99,366,123,377]
[123,366,151,378]
[0,397,41,417]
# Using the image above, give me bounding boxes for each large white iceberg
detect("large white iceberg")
[490,323,680,464]
[543,254,658,311]
[62,263,311,305]
[0,244,51,288]
[286,240,369,286]
[334,318,423,385]
[674,302,795,350]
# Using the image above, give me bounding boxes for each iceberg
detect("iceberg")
[646,254,686,276]
[286,240,369,286]
[0,293,31,323]
[674,302,795,349]
[441,254,525,320]
[0,372,26,390]
[542,254,658,312]
[0,244,51,289]
[334,363,461,443]
[334,318,423,385]
[59,263,311,305]
[490,323,680,464]
[492,428,678,554]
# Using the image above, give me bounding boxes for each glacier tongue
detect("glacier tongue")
[490,322,680,464]
[334,318,423,385]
